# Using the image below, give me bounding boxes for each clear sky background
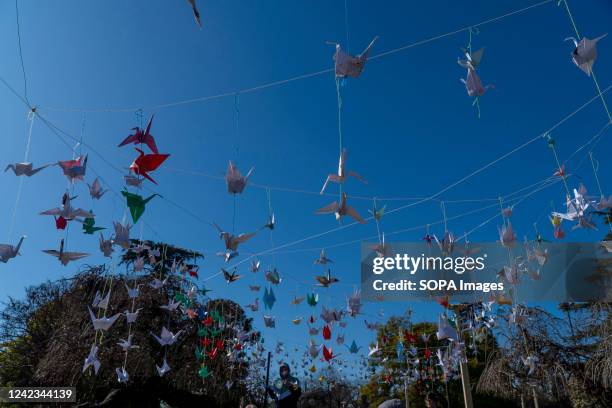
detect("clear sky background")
[0,0,611,377]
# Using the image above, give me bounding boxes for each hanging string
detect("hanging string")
[335,77,344,200]
[441,201,448,232]
[545,133,571,197]
[559,0,612,122]
[7,109,35,241]
[343,0,350,53]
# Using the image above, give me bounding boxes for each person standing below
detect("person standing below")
[267,363,301,408]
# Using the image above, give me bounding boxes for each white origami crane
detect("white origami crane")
[124,308,142,324]
[149,276,169,289]
[314,248,333,264]
[156,358,171,377]
[347,289,362,317]
[246,298,259,312]
[125,282,142,299]
[333,37,378,78]
[457,47,485,71]
[88,307,121,331]
[434,231,455,256]
[124,174,143,188]
[133,256,145,272]
[117,334,140,351]
[316,192,366,223]
[308,339,320,358]
[5,162,49,177]
[42,239,89,266]
[566,34,607,76]
[368,342,380,357]
[88,177,107,200]
[160,299,181,312]
[40,191,93,220]
[92,289,111,309]
[552,188,592,221]
[320,306,342,324]
[113,222,132,249]
[116,367,129,383]
[436,314,458,341]
[99,233,114,258]
[0,236,25,263]
[597,195,612,210]
[521,355,538,376]
[320,149,366,194]
[151,327,183,346]
[83,344,101,375]
[226,161,254,194]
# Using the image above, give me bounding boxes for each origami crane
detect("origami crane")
[263,315,276,328]
[347,289,362,317]
[113,221,132,249]
[333,37,378,78]
[4,162,49,177]
[265,268,282,285]
[156,358,171,377]
[368,342,380,357]
[320,149,366,194]
[499,222,517,248]
[291,295,305,305]
[226,161,254,194]
[322,325,332,340]
[263,286,276,309]
[160,299,182,312]
[307,292,319,307]
[116,367,129,383]
[88,178,107,200]
[552,188,591,221]
[460,67,492,98]
[308,339,321,358]
[83,344,101,375]
[118,115,159,153]
[40,191,94,220]
[92,289,111,309]
[55,216,67,230]
[88,307,121,331]
[316,193,366,223]
[58,154,88,182]
[222,267,242,283]
[249,285,261,292]
[566,34,607,76]
[368,202,386,222]
[121,190,159,223]
[129,148,169,185]
[246,298,259,312]
[0,236,25,263]
[346,340,361,354]
[314,248,333,264]
[292,317,302,325]
[187,0,202,28]
[151,327,183,346]
[434,231,455,256]
[124,309,142,324]
[213,222,256,253]
[458,47,485,71]
[321,306,342,324]
[99,233,114,258]
[43,239,89,266]
[364,320,381,331]
[250,260,261,273]
[436,314,458,341]
[336,334,345,345]
[322,345,338,362]
[82,215,105,234]
[117,334,139,351]
[315,269,339,287]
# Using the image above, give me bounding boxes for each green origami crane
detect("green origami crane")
[121,189,159,223]
[307,292,319,307]
[82,215,105,234]
[195,346,205,361]
[174,292,191,308]
[197,325,208,338]
[198,365,211,379]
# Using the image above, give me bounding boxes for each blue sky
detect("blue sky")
[1,0,611,377]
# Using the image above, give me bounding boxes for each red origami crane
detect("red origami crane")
[322,345,338,362]
[424,349,431,359]
[203,315,214,327]
[553,164,565,178]
[234,343,243,351]
[215,339,224,351]
[118,115,159,153]
[189,266,199,279]
[201,337,212,348]
[130,148,170,185]
[55,216,67,230]
[322,325,331,340]
[208,347,218,360]
[309,315,316,324]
